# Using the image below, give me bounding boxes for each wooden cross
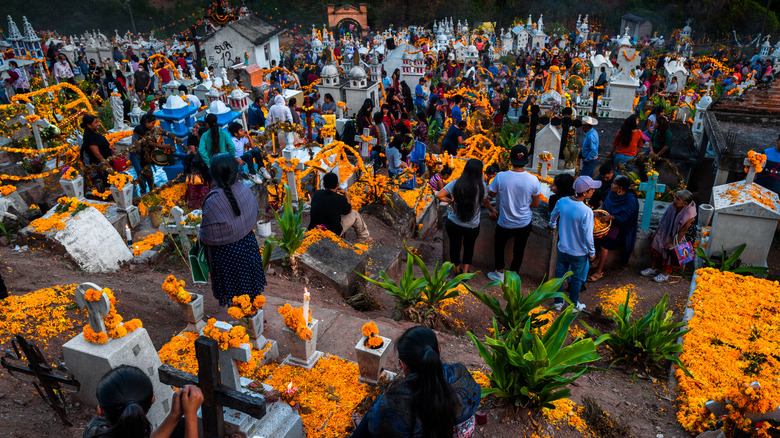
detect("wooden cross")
[519,104,543,154]
[211,321,253,391]
[638,173,666,230]
[158,336,266,438]
[302,106,321,142]
[1,335,81,426]
[74,282,112,335]
[355,128,377,159]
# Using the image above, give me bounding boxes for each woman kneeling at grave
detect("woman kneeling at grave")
[641,189,697,283]
[353,326,481,438]
[199,153,267,306]
[83,365,203,438]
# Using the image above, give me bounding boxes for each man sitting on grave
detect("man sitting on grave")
[308,172,373,244]
[83,365,203,438]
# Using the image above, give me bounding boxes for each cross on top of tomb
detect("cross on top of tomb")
[158,336,266,438]
[638,173,666,231]
[74,282,112,334]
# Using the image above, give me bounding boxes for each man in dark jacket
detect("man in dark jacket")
[308,172,372,243]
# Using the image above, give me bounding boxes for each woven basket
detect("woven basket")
[593,209,612,238]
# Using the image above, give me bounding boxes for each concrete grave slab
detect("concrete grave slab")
[21,206,132,273]
[298,238,368,298]
[62,328,174,430]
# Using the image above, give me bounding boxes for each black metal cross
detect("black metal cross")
[1,335,81,426]
[158,336,266,438]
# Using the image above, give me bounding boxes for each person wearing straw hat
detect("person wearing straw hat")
[580,116,599,178]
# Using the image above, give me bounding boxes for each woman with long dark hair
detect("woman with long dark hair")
[82,365,203,438]
[647,115,672,158]
[588,175,639,282]
[610,114,643,167]
[80,114,113,190]
[197,113,235,168]
[198,153,266,306]
[436,159,493,274]
[354,326,481,438]
[356,98,374,133]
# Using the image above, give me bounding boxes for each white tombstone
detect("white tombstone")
[530,124,562,171]
[708,181,780,268]
[664,57,689,93]
[355,127,377,159]
[62,283,175,430]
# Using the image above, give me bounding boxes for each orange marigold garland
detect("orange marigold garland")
[227,294,266,320]
[161,275,192,304]
[134,231,164,257]
[81,287,142,344]
[278,303,313,340]
[60,167,79,181]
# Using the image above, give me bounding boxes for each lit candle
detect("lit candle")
[302,287,310,325]
[125,224,132,245]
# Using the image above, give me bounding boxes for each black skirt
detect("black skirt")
[207,231,267,306]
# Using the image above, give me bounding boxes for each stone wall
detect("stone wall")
[710,80,780,117]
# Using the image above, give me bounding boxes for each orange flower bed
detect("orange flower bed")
[28,197,109,233]
[398,188,433,219]
[139,182,187,216]
[0,284,84,347]
[133,231,164,256]
[596,284,638,315]
[296,227,367,255]
[676,268,780,434]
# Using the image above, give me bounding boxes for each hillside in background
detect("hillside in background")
[1,0,777,44]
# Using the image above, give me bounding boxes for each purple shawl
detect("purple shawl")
[651,200,697,257]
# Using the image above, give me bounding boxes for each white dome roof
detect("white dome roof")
[322,64,339,77]
[207,100,230,115]
[468,44,477,52]
[415,51,424,59]
[164,95,187,110]
[229,88,248,99]
[349,65,367,80]
[312,39,323,48]
[402,50,413,59]
[697,95,713,109]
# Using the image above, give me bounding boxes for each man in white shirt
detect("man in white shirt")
[178,84,201,108]
[486,145,541,282]
[464,62,476,82]
[53,54,75,83]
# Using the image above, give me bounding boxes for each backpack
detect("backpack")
[410,140,426,164]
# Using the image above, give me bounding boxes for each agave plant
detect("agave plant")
[268,185,305,263]
[355,248,427,310]
[468,271,569,333]
[468,307,604,409]
[583,292,692,375]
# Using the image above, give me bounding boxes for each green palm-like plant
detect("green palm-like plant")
[268,185,305,261]
[468,271,570,333]
[262,239,277,272]
[355,249,427,310]
[583,292,692,376]
[467,307,604,409]
[695,243,769,275]
[410,249,475,313]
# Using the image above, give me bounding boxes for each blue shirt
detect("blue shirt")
[414,84,425,106]
[382,77,392,89]
[764,147,780,163]
[582,128,599,161]
[247,103,265,128]
[549,196,595,258]
[451,105,462,124]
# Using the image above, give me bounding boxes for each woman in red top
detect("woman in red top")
[610,115,643,168]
